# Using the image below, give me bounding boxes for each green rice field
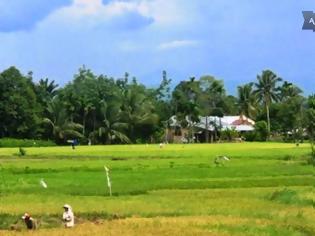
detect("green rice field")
[0,143,314,235]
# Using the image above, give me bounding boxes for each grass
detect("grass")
[0,143,314,235]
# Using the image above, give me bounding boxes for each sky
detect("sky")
[0,0,315,94]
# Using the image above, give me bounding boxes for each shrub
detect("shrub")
[243,131,256,141]
[254,121,268,141]
[0,138,56,147]
[220,128,239,141]
[242,122,268,142]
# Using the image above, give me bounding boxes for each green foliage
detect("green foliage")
[220,128,239,141]
[35,78,59,108]
[237,83,257,119]
[43,97,84,144]
[0,67,42,138]
[244,123,269,142]
[0,138,55,147]
[172,77,201,124]
[254,121,269,141]
[18,147,26,156]
[243,131,256,142]
[306,95,315,165]
[254,70,282,134]
[0,65,312,145]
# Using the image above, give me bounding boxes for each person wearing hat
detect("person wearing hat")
[22,213,37,230]
[62,204,74,228]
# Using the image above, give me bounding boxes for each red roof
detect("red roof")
[231,118,253,126]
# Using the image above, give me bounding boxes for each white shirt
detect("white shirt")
[63,210,74,228]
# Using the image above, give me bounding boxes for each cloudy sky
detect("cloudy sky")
[0,0,314,94]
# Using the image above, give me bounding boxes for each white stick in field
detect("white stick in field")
[104,166,112,196]
[40,178,48,188]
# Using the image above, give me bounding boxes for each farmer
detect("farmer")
[62,204,74,228]
[22,213,37,230]
[71,139,77,150]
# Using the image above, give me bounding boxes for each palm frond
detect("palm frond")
[111,130,131,143]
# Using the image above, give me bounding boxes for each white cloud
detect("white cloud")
[36,0,198,30]
[158,40,199,50]
[40,0,153,29]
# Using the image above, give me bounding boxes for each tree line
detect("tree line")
[0,66,314,145]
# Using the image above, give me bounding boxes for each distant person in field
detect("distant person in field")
[22,213,37,230]
[71,139,78,150]
[62,204,74,228]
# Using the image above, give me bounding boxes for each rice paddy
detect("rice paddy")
[0,143,314,235]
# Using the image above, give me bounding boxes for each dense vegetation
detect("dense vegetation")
[0,143,314,235]
[0,66,314,145]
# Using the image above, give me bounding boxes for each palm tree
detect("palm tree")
[279,81,302,101]
[120,84,159,141]
[43,98,83,143]
[35,78,59,109]
[38,78,59,96]
[254,70,282,135]
[237,83,257,119]
[96,101,131,144]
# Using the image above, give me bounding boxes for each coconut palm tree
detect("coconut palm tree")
[279,81,302,101]
[254,70,282,135]
[43,98,83,143]
[95,100,131,144]
[120,84,159,141]
[237,83,257,119]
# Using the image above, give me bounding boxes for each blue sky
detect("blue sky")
[0,0,315,94]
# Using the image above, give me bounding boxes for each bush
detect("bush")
[243,131,256,141]
[254,121,268,141]
[242,121,268,142]
[0,138,56,147]
[220,128,239,141]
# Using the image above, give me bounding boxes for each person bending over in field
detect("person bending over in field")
[214,156,230,167]
[22,213,37,230]
[63,204,74,228]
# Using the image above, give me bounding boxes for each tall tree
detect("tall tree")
[306,95,315,161]
[198,76,227,142]
[199,76,226,116]
[120,79,159,142]
[276,96,304,140]
[35,78,59,116]
[237,83,257,119]
[279,81,302,102]
[94,100,130,144]
[43,98,83,143]
[172,77,201,142]
[60,67,99,136]
[254,70,282,135]
[0,67,41,138]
